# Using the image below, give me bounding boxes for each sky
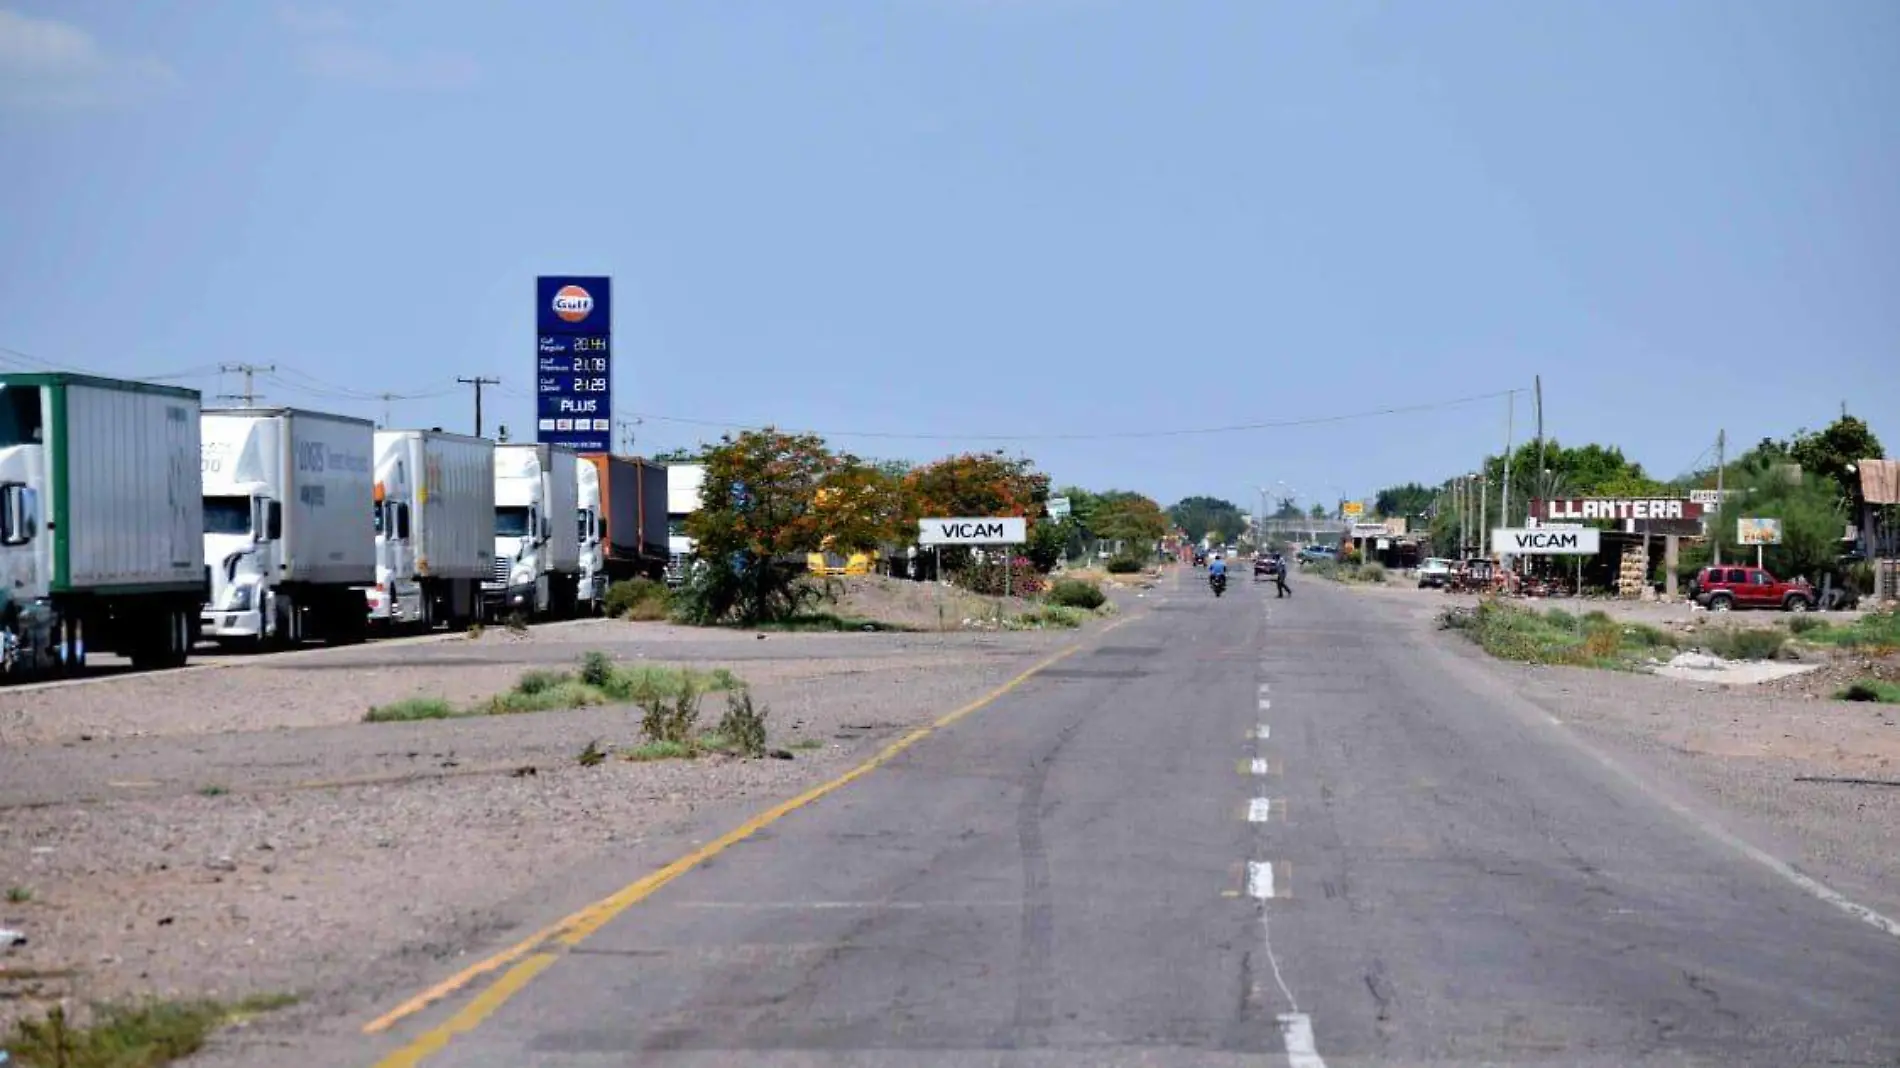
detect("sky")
[3,0,1896,513]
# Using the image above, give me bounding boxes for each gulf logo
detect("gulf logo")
[552,285,594,324]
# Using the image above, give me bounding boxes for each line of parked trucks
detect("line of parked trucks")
[0,372,671,679]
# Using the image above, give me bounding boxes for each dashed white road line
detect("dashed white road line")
[1246,861,1274,899]
[1249,758,1270,776]
[1258,698,1272,711]
[1248,798,1272,823]
[1258,683,1271,695]
[1255,724,1270,740]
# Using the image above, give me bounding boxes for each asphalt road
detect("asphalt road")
[360,568,1900,1067]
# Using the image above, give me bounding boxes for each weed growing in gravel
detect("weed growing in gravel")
[787,738,825,751]
[361,656,743,723]
[624,739,696,762]
[1697,627,1790,662]
[1003,605,1088,629]
[1836,679,1900,703]
[1047,578,1107,611]
[362,697,459,723]
[196,785,228,798]
[7,885,32,903]
[576,740,608,767]
[716,689,769,758]
[748,612,914,632]
[638,677,703,745]
[1792,609,1900,652]
[603,578,672,621]
[5,994,297,1068]
[1439,601,1676,669]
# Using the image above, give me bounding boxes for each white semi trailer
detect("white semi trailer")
[365,429,494,631]
[484,443,581,619]
[200,407,375,648]
[0,373,206,675]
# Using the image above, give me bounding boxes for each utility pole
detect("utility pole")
[1533,375,1545,517]
[216,363,274,406]
[1479,472,1488,559]
[1713,429,1726,566]
[456,376,501,438]
[1500,391,1516,532]
[375,392,400,429]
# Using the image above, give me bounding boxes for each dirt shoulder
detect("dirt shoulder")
[0,612,1105,1038]
[1352,584,1900,919]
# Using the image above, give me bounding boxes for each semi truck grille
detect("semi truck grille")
[491,557,511,584]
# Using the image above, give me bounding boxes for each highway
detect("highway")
[361,569,1900,1067]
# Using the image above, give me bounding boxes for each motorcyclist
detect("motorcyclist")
[1209,554,1227,590]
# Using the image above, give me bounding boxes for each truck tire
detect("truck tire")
[1709,593,1734,612]
[1784,594,1812,612]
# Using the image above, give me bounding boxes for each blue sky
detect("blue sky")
[3,1,1895,512]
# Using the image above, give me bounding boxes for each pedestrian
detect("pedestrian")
[1275,553,1292,599]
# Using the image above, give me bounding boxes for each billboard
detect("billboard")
[536,276,611,453]
[1737,517,1783,546]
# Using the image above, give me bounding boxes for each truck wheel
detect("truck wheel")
[1784,595,1811,613]
[1709,593,1733,612]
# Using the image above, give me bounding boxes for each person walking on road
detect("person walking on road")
[1274,552,1291,598]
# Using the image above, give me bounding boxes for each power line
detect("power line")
[624,388,1528,443]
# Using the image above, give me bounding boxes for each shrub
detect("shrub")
[604,578,671,621]
[1836,679,1900,703]
[1048,578,1107,610]
[1787,614,1828,636]
[716,688,769,757]
[639,677,702,745]
[1700,627,1789,662]
[579,650,615,688]
[515,669,567,696]
[1105,556,1144,574]
[1354,563,1387,583]
[961,556,1047,596]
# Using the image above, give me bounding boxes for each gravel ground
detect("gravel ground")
[1355,583,1900,922]
[0,613,1094,1034]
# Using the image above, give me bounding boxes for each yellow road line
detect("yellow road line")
[365,624,1131,1062]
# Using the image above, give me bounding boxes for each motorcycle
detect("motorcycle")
[1210,572,1228,598]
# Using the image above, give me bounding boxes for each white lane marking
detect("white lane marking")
[1258,683,1271,694]
[1247,861,1274,899]
[1250,758,1270,776]
[1277,1013,1328,1068]
[1256,724,1271,740]
[1248,798,1272,823]
[1258,698,1272,711]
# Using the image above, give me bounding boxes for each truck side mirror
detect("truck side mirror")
[0,483,36,546]
[265,501,283,541]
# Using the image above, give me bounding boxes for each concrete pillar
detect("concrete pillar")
[1665,535,1679,599]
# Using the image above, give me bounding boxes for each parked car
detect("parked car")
[1297,545,1337,564]
[1689,566,1814,612]
[1416,557,1456,589]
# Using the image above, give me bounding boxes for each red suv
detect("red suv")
[1690,566,1814,612]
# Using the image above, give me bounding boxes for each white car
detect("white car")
[1417,558,1456,588]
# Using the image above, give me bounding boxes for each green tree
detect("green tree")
[1788,416,1884,505]
[1168,495,1245,543]
[680,429,837,624]
[812,457,910,553]
[1697,456,1848,579]
[1374,482,1436,519]
[1273,497,1302,519]
[1092,492,1170,554]
[1309,502,1328,520]
[651,446,705,463]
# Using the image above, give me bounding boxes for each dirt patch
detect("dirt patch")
[821,574,1045,631]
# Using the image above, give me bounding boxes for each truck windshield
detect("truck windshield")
[204,495,251,536]
[495,506,532,538]
[0,386,44,448]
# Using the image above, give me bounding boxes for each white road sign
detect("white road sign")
[1047,497,1072,519]
[1493,527,1601,555]
[919,516,1028,546]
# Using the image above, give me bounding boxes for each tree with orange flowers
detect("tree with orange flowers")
[680,428,837,623]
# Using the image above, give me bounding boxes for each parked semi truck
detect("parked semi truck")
[365,429,495,631]
[486,442,581,618]
[576,453,669,610]
[201,407,375,648]
[0,373,206,675]
[664,461,706,584]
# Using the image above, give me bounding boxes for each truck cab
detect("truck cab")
[487,443,581,619]
[200,423,283,643]
[367,440,415,623]
[576,457,605,613]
